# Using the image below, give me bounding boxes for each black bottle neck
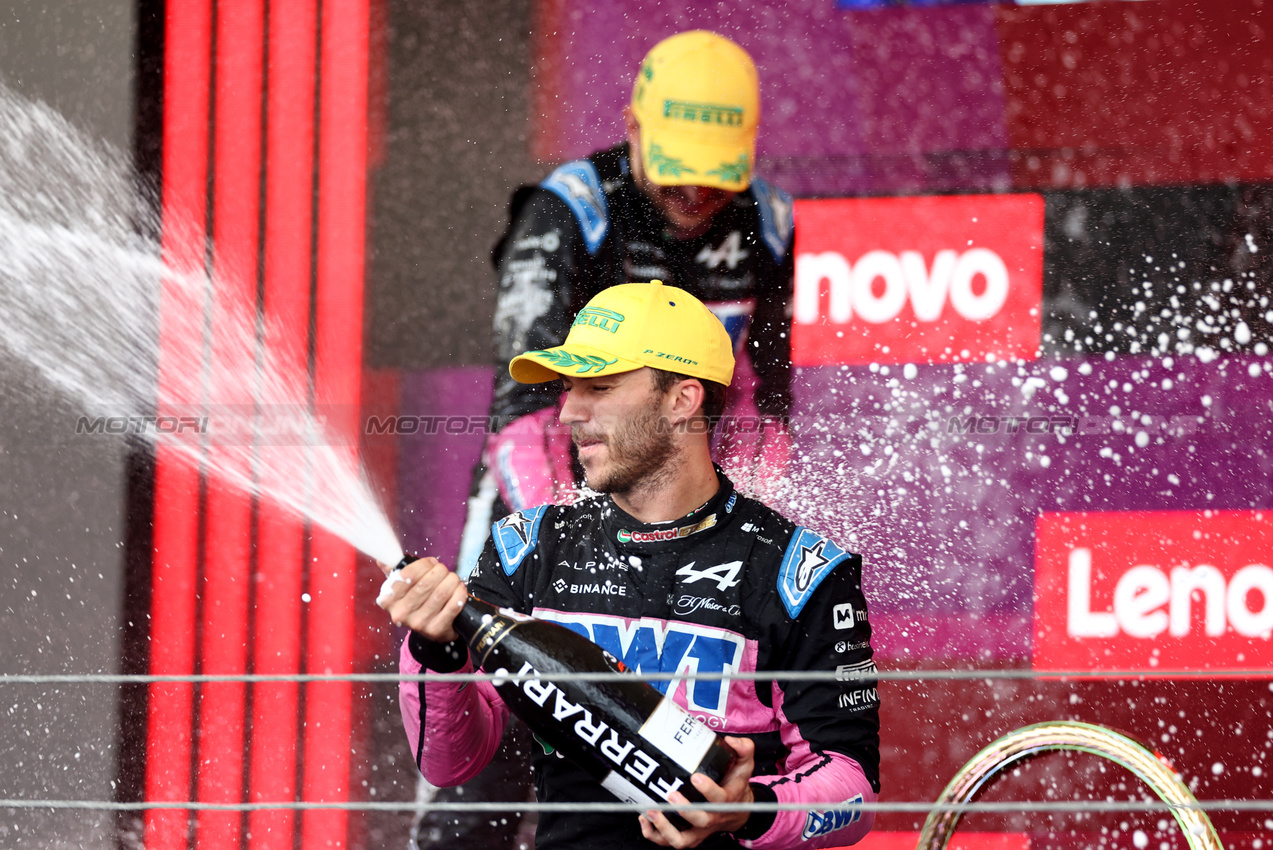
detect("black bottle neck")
[453,594,499,641]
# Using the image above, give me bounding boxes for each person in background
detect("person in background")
[384,281,879,850]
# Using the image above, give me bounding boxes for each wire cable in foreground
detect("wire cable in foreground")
[1,799,1271,813]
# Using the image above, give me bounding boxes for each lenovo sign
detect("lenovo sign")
[1034,510,1273,674]
[855,833,1028,850]
[791,195,1044,365]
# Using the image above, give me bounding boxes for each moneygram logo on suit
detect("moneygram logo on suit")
[791,194,1045,365]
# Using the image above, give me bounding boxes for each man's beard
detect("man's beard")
[573,401,677,496]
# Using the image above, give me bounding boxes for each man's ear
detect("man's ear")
[665,378,705,429]
[624,108,649,187]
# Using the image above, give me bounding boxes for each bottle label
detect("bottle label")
[504,661,689,803]
[471,617,517,668]
[639,698,715,774]
[600,770,656,806]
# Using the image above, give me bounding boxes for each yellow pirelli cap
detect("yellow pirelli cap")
[509,280,735,387]
[630,30,759,192]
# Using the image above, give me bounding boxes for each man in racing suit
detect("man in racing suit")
[382,281,880,849]
[457,29,795,575]
[427,31,798,849]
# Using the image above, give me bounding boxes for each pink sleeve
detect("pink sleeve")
[744,754,876,849]
[485,406,575,511]
[737,681,877,849]
[398,637,511,786]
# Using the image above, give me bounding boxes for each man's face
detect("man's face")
[625,110,737,240]
[559,369,677,496]
[641,183,735,240]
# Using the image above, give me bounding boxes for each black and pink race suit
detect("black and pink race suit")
[401,475,880,850]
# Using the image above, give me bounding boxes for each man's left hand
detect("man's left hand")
[638,736,756,848]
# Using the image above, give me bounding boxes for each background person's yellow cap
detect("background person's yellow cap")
[630,31,759,192]
[509,280,735,387]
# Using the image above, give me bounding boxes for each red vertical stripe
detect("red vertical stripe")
[195,2,264,848]
[148,3,374,845]
[146,2,213,849]
[248,1,318,847]
[303,0,370,845]
[530,0,568,162]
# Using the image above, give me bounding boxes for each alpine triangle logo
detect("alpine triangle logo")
[676,560,743,591]
[696,230,749,270]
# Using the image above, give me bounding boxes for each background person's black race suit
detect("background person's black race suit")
[401,473,881,850]
[489,142,793,429]
[415,144,796,850]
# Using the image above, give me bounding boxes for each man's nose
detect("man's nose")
[678,185,709,204]
[559,390,587,424]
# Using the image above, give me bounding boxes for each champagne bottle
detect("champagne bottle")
[396,557,735,807]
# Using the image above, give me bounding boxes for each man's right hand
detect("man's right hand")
[377,557,469,643]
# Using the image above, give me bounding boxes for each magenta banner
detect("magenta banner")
[786,355,1273,662]
[532,0,1273,194]
[533,0,1010,196]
